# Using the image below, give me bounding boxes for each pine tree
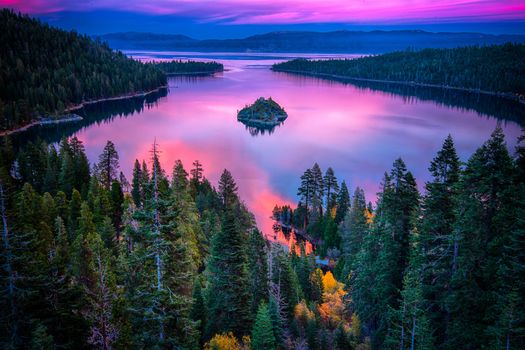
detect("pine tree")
[191,278,206,345]
[311,163,325,221]
[252,303,277,350]
[340,187,368,281]
[82,232,119,350]
[43,145,60,195]
[270,247,303,319]
[448,127,516,349]
[131,159,142,207]
[45,216,87,348]
[350,161,419,348]
[97,141,120,190]
[190,160,204,183]
[206,208,252,338]
[335,180,350,224]
[110,180,124,239]
[309,268,324,304]
[218,169,239,207]
[126,143,199,348]
[323,167,339,213]
[418,135,460,346]
[248,229,269,315]
[385,231,434,350]
[320,215,339,256]
[297,168,314,229]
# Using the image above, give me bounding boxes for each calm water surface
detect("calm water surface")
[20,52,524,250]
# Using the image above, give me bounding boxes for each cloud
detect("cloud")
[2,0,525,24]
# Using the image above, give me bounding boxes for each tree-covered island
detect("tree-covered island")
[237,97,288,127]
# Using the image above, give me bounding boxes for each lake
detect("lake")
[17,52,524,251]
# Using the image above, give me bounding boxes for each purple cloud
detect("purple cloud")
[2,0,525,24]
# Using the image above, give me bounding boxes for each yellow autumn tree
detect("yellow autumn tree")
[317,271,350,329]
[294,300,316,329]
[322,271,338,293]
[204,332,251,350]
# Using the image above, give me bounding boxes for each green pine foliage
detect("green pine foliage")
[206,209,252,338]
[252,303,277,350]
[2,129,525,349]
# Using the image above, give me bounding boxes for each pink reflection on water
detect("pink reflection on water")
[74,56,522,250]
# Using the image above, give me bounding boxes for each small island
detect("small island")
[237,97,288,126]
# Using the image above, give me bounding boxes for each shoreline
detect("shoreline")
[1,85,168,137]
[165,70,223,76]
[64,85,168,113]
[272,68,525,105]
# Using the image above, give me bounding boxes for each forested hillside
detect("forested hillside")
[153,60,223,75]
[1,127,524,349]
[271,128,525,349]
[273,44,525,96]
[0,9,167,132]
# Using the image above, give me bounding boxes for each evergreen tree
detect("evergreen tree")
[335,180,350,224]
[323,167,339,213]
[43,145,60,195]
[448,127,516,349]
[218,169,239,207]
[297,168,314,229]
[350,160,419,348]
[97,141,120,190]
[110,180,124,239]
[248,229,269,315]
[311,163,325,221]
[191,278,206,346]
[128,142,199,348]
[418,135,460,346]
[131,159,142,207]
[385,232,434,350]
[251,303,277,350]
[82,232,119,350]
[309,268,325,304]
[340,187,368,281]
[320,215,339,256]
[206,209,252,338]
[190,160,204,183]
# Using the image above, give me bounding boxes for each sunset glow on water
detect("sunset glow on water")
[53,53,522,249]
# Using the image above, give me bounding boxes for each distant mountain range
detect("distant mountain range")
[98,30,525,53]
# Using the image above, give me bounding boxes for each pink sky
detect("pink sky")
[3,0,525,24]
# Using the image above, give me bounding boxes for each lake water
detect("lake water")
[18,52,524,251]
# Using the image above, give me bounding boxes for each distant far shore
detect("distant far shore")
[272,68,525,105]
[165,71,222,76]
[0,85,168,137]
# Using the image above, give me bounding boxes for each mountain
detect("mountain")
[99,30,525,53]
[100,32,196,49]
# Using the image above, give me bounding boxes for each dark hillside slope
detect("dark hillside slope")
[0,10,166,132]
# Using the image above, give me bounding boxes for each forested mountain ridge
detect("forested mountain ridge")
[99,30,525,53]
[0,9,167,132]
[273,44,525,98]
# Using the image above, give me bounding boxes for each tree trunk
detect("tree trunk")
[399,301,406,350]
